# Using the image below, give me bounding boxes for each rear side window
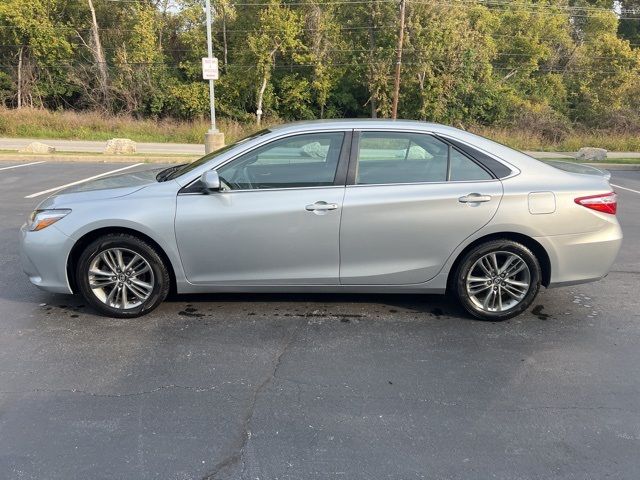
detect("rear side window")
[355,132,492,185]
[442,136,512,179]
[449,148,493,181]
[356,132,449,184]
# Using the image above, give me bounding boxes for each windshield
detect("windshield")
[164,128,271,180]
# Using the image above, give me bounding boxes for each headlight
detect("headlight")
[27,209,72,231]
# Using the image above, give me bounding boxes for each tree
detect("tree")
[300,0,345,118]
[0,0,73,108]
[112,2,168,116]
[246,0,303,125]
[86,0,109,106]
[567,10,640,126]
[618,1,640,46]
[339,0,397,117]
[400,1,498,124]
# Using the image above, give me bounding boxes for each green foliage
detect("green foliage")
[167,82,210,119]
[276,74,314,119]
[0,0,638,134]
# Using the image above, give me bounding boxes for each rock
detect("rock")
[104,138,136,155]
[576,147,607,162]
[18,141,55,154]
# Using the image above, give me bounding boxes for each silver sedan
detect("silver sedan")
[20,120,622,320]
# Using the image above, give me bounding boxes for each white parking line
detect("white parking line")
[25,163,144,199]
[611,183,640,195]
[0,161,46,171]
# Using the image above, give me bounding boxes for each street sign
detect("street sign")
[202,57,219,80]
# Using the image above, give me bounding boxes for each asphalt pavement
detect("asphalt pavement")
[0,161,639,480]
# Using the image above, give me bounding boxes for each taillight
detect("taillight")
[574,192,617,215]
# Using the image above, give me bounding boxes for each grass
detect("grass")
[1,108,639,153]
[0,108,275,145]
[470,125,640,152]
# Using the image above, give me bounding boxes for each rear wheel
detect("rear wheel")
[454,240,541,320]
[76,234,169,318]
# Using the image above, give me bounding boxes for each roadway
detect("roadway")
[0,161,639,479]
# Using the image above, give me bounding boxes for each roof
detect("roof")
[268,118,449,133]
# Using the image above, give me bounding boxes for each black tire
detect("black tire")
[453,240,541,321]
[75,233,170,318]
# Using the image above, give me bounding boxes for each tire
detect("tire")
[75,233,170,318]
[453,240,541,321]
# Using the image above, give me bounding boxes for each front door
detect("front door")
[175,131,348,285]
[340,131,503,285]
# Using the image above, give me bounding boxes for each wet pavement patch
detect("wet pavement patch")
[531,305,550,320]
[178,305,205,318]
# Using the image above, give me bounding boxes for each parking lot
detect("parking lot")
[1,160,639,479]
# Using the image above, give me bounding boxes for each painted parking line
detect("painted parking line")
[611,183,640,195]
[25,163,144,199]
[0,161,46,171]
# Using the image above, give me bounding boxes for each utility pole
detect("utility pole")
[391,0,405,120]
[204,0,225,153]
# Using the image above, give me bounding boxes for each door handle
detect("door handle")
[459,193,492,204]
[305,201,338,212]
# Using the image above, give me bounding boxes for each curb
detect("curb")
[0,154,195,164]
[588,163,640,171]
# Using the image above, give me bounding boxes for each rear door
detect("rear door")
[339,130,503,285]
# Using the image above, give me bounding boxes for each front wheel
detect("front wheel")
[76,234,170,318]
[454,240,541,321]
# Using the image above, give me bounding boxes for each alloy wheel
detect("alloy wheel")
[88,248,155,309]
[465,251,531,313]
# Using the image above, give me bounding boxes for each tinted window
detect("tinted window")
[443,136,511,178]
[356,132,449,184]
[217,132,344,190]
[449,148,492,181]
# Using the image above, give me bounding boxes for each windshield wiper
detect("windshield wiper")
[156,164,186,182]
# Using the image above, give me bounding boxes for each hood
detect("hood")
[37,167,162,209]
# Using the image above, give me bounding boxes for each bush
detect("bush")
[510,103,573,143]
[598,108,640,134]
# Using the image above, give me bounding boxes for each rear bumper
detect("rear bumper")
[19,224,74,294]
[537,221,623,288]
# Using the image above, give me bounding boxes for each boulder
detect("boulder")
[18,141,55,154]
[576,147,607,162]
[104,138,136,155]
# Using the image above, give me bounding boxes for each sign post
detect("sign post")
[203,0,224,153]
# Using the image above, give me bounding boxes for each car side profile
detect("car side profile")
[20,120,622,320]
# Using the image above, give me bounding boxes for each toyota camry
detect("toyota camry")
[20,120,622,320]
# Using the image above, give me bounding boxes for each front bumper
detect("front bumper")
[20,224,75,294]
[537,220,623,287]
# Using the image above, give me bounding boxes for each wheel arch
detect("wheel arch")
[66,226,177,295]
[446,232,552,291]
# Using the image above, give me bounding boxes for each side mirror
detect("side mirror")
[201,170,221,192]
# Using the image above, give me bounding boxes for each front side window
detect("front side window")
[355,132,492,185]
[217,132,345,190]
